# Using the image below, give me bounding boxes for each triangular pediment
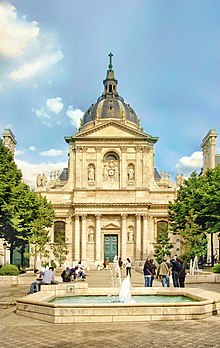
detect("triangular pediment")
[102,222,120,229]
[74,120,155,140]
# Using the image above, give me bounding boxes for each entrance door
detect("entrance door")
[104,235,118,263]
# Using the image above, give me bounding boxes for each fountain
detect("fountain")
[16,275,220,323]
[119,276,132,303]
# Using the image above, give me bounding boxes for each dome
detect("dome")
[80,53,140,129]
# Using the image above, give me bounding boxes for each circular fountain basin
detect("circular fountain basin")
[16,283,220,323]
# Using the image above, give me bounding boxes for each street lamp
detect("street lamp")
[3,242,7,266]
[218,233,220,262]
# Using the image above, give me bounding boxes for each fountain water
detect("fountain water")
[119,276,133,303]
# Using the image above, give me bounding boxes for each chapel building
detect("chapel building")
[35,54,178,267]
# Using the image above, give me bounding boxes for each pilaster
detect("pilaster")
[121,214,127,260]
[135,214,141,259]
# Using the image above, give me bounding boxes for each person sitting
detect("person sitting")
[28,269,43,294]
[61,267,71,282]
[38,267,58,291]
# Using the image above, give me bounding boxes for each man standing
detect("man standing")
[156,257,170,287]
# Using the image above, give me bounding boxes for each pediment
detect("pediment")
[75,121,153,140]
[102,222,120,229]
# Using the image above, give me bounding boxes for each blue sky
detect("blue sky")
[0,0,220,187]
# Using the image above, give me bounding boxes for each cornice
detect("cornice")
[65,120,158,144]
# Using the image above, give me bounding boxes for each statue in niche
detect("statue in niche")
[88,165,95,181]
[88,227,94,243]
[128,227,134,243]
[127,166,134,181]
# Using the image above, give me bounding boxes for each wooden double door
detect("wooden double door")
[104,235,118,262]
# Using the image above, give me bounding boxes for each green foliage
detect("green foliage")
[50,260,57,269]
[52,232,69,267]
[212,263,220,273]
[154,222,173,264]
[0,139,55,265]
[169,167,220,260]
[0,264,19,276]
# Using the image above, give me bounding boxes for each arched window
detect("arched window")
[104,152,118,161]
[157,221,168,236]
[54,221,65,243]
[109,84,112,93]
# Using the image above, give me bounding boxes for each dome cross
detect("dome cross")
[108,52,113,69]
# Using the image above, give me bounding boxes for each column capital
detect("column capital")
[121,213,127,220]
[120,146,127,153]
[95,146,102,152]
[135,213,141,220]
[143,213,149,220]
[95,213,102,219]
[81,214,87,220]
[74,214,80,220]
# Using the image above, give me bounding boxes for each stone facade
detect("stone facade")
[37,55,178,267]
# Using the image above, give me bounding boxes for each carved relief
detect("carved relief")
[88,164,95,181]
[103,161,119,181]
[127,164,135,181]
[127,226,134,243]
[88,226,94,243]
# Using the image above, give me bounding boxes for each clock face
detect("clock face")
[108,169,114,176]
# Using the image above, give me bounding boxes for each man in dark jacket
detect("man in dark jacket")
[170,256,182,287]
[61,267,71,282]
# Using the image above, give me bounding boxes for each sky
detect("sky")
[0,0,220,188]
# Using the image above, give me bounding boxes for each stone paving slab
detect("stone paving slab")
[0,269,220,347]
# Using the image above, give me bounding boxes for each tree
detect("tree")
[154,222,173,264]
[52,232,69,267]
[169,167,220,265]
[0,139,54,265]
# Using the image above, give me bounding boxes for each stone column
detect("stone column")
[96,147,102,188]
[135,147,142,189]
[142,214,148,260]
[147,215,155,258]
[82,147,88,188]
[95,214,102,262]
[135,214,141,259]
[120,147,127,189]
[66,215,73,261]
[75,147,82,188]
[81,214,87,260]
[121,214,127,260]
[142,147,149,188]
[74,214,80,261]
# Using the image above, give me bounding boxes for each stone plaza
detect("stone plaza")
[0,269,220,348]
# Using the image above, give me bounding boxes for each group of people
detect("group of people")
[29,266,58,294]
[28,261,86,294]
[143,255,186,288]
[61,262,86,282]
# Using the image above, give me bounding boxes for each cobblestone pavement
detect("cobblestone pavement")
[0,269,220,348]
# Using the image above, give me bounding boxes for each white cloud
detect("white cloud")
[0,2,63,88]
[176,151,203,175]
[9,50,63,81]
[14,149,24,156]
[46,97,63,114]
[66,106,84,128]
[39,149,63,157]
[14,158,67,188]
[33,107,50,119]
[0,2,39,59]
[29,146,36,151]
